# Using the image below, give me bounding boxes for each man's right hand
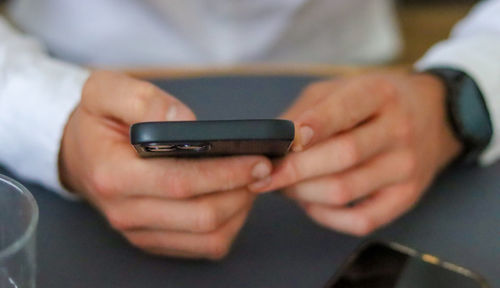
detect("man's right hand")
[59,71,272,259]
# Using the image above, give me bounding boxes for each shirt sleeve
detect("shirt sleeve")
[0,17,90,200]
[414,0,500,165]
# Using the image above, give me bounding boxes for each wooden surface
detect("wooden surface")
[395,2,475,64]
[124,64,410,79]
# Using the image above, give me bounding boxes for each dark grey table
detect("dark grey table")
[2,75,499,287]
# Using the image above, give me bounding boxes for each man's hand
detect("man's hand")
[249,72,462,236]
[59,71,272,259]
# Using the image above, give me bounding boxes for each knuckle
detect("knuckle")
[132,83,160,115]
[89,167,117,199]
[81,71,108,102]
[135,81,158,98]
[106,209,130,231]
[125,234,149,249]
[404,182,421,204]
[193,202,220,233]
[407,182,419,195]
[163,173,191,199]
[329,180,352,206]
[366,77,398,101]
[400,152,418,178]
[351,213,376,236]
[205,234,231,260]
[283,158,303,184]
[201,161,239,191]
[340,136,361,167]
[394,117,415,144]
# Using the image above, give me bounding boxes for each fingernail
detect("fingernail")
[249,176,272,192]
[252,162,271,179]
[165,105,177,121]
[299,126,314,147]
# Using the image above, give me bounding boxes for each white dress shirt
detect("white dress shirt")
[0,0,499,198]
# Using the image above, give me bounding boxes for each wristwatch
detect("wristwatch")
[425,68,493,164]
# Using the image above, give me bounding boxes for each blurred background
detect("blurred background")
[396,0,478,64]
[0,0,480,66]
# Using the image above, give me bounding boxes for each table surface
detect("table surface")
[2,74,499,288]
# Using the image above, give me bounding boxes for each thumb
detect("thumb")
[81,70,196,125]
[290,78,391,152]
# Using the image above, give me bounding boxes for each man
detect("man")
[0,0,499,259]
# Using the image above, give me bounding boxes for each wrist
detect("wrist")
[413,73,464,168]
[424,68,493,165]
[58,108,80,194]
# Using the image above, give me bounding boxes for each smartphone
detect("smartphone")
[130,119,294,157]
[324,240,489,288]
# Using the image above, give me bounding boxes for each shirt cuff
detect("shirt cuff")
[0,58,90,200]
[44,64,90,200]
[414,34,500,166]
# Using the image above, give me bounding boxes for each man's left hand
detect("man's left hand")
[249,72,463,236]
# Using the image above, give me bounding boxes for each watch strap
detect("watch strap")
[425,68,493,164]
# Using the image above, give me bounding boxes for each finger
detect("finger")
[283,151,415,206]
[95,144,272,199]
[304,183,420,236]
[105,189,254,233]
[82,70,195,124]
[281,80,342,120]
[124,206,251,260]
[141,247,202,259]
[291,77,396,151]
[249,114,393,193]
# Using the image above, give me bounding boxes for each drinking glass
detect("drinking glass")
[0,174,38,288]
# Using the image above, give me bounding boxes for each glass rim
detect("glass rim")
[0,174,39,259]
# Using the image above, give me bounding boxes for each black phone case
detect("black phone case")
[130,119,294,157]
